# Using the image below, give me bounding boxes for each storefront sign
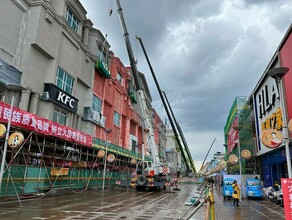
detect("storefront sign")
[0,124,6,139]
[260,129,282,148]
[256,78,279,119]
[51,168,69,176]
[241,149,251,159]
[288,119,292,132]
[0,101,92,146]
[227,117,239,153]
[254,75,283,156]
[107,154,115,163]
[130,158,137,165]
[8,131,24,149]
[228,154,238,164]
[44,83,78,113]
[97,150,105,158]
[57,91,75,108]
[281,178,292,219]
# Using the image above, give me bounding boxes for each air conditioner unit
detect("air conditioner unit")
[40,91,49,101]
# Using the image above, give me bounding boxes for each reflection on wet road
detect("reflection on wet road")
[0,184,285,220]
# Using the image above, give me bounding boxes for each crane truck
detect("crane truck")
[116,0,170,191]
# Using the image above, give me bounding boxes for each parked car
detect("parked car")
[222,178,235,199]
[245,178,262,199]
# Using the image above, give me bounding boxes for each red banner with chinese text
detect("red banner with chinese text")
[227,116,239,153]
[0,101,92,146]
[281,178,292,220]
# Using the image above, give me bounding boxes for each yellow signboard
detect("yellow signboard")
[51,168,69,176]
[0,124,6,139]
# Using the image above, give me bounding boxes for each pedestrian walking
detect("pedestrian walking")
[232,180,240,206]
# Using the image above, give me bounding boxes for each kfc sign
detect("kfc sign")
[57,91,75,109]
[44,83,78,113]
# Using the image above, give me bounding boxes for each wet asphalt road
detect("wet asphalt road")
[0,184,285,220]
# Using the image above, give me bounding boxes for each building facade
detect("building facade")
[0,0,174,198]
[224,24,292,187]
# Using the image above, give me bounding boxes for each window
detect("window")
[56,67,74,94]
[66,8,79,32]
[92,95,102,113]
[97,45,106,63]
[117,72,122,84]
[114,111,121,126]
[53,109,67,125]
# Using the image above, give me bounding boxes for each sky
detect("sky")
[80,0,292,172]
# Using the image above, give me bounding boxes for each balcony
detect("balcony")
[95,60,110,78]
[83,107,106,127]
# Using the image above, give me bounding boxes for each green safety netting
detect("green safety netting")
[224,97,255,175]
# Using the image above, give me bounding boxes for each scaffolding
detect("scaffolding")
[224,96,256,175]
[0,126,140,200]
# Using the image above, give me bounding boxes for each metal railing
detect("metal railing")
[179,182,215,220]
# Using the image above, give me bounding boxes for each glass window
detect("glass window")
[117,72,122,84]
[56,67,74,95]
[53,109,67,125]
[92,95,102,113]
[247,180,260,186]
[114,111,121,126]
[66,8,79,32]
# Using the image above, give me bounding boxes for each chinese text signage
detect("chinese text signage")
[281,178,292,220]
[0,101,92,146]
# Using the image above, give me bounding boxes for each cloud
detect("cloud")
[81,0,292,167]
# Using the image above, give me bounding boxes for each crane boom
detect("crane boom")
[116,0,159,163]
[162,91,197,174]
[116,0,171,191]
[136,36,190,172]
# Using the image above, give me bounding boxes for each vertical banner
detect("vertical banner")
[281,178,292,220]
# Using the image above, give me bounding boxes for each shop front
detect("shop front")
[260,146,291,187]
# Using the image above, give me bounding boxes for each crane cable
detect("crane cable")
[101,0,113,65]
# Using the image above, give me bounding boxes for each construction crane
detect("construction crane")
[116,0,170,191]
[162,91,197,175]
[136,36,195,174]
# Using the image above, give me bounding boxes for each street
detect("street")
[0,183,285,220]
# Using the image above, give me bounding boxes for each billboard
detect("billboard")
[253,75,284,156]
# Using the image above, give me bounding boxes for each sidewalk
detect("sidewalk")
[188,185,285,220]
[214,186,284,219]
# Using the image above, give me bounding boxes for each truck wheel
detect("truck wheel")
[136,175,147,186]
[136,186,146,191]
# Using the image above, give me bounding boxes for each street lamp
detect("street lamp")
[102,128,112,191]
[267,67,292,178]
[0,83,23,194]
[233,126,244,200]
